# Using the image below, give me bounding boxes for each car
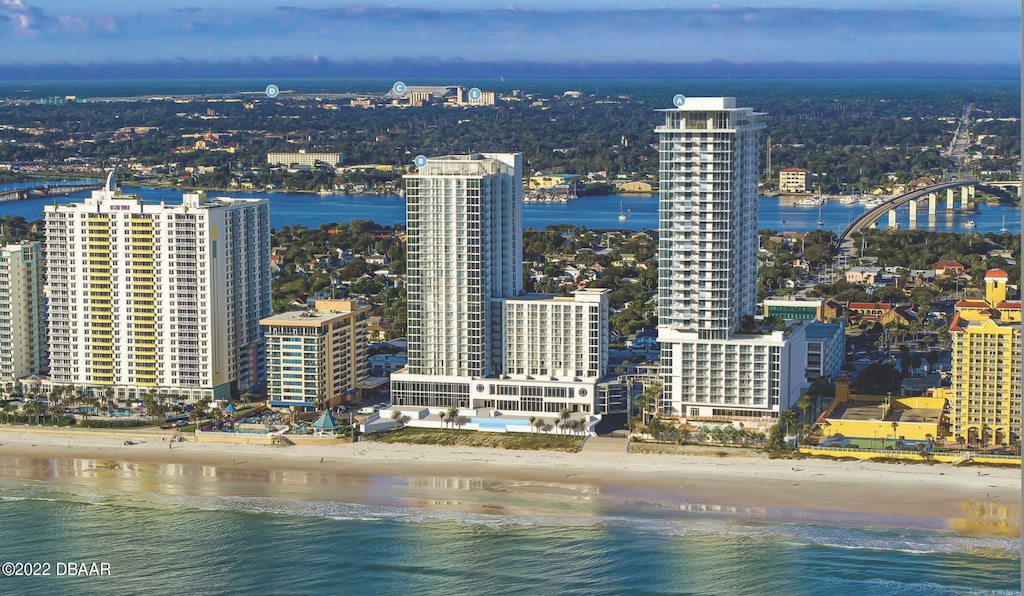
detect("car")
[855,358,873,364]
[357,406,376,415]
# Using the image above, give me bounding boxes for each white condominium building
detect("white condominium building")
[0,241,45,382]
[657,98,806,419]
[391,153,610,416]
[402,153,522,379]
[44,175,270,402]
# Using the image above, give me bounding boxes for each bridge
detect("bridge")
[0,182,102,203]
[982,180,1022,194]
[834,181,976,249]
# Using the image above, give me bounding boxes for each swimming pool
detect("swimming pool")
[470,417,531,431]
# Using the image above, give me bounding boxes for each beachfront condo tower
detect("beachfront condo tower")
[656,98,807,421]
[390,153,615,417]
[0,241,46,383]
[44,175,270,403]
[936,270,1021,446]
[261,299,371,411]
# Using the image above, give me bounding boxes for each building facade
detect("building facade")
[44,176,270,402]
[778,167,811,193]
[657,97,806,419]
[939,270,1021,446]
[390,153,612,416]
[0,241,45,382]
[266,151,343,167]
[261,299,370,411]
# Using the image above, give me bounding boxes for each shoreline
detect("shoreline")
[1,428,1019,537]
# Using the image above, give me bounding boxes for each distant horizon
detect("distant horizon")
[0,59,1019,82]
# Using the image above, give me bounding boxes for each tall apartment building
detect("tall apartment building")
[44,175,270,402]
[390,153,611,415]
[657,98,806,420]
[261,299,371,411]
[0,241,45,382]
[938,270,1021,446]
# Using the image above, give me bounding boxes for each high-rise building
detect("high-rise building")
[657,98,807,420]
[0,241,45,382]
[44,175,270,402]
[261,299,371,411]
[939,270,1021,446]
[391,153,610,416]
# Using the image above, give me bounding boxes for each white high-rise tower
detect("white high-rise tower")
[403,153,522,378]
[657,98,806,419]
[44,175,270,402]
[391,153,611,416]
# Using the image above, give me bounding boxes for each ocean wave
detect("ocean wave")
[1,480,1019,558]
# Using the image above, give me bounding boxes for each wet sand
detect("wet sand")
[0,427,1018,535]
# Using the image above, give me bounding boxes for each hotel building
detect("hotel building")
[261,299,371,411]
[390,153,612,416]
[656,98,807,420]
[0,241,46,382]
[44,176,270,402]
[938,270,1021,446]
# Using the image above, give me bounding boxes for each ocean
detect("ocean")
[0,186,1018,236]
[0,475,1019,595]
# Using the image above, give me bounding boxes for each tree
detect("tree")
[446,406,460,432]
[796,393,815,426]
[558,408,572,435]
[438,411,447,429]
[765,423,786,452]
[528,415,538,434]
[778,410,798,437]
[391,408,404,430]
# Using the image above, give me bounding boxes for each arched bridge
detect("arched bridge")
[0,182,102,203]
[835,181,975,247]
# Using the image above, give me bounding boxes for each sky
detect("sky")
[0,0,1020,77]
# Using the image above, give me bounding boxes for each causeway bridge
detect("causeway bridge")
[834,181,977,248]
[0,182,102,203]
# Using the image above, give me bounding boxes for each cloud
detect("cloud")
[1,0,48,37]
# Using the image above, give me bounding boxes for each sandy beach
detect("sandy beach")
[0,426,1019,536]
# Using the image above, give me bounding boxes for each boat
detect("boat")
[797,196,821,206]
[839,195,858,205]
[816,204,824,227]
[618,202,627,222]
[1000,215,1009,233]
[963,220,976,229]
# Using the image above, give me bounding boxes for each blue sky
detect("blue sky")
[1,0,1019,68]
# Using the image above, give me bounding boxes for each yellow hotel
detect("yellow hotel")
[935,270,1021,446]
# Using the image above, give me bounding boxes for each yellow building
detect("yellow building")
[936,270,1021,446]
[529,174,579,191]
[261,299,370,411]
[819,378,948,446]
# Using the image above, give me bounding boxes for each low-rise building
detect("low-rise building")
[819,377,948,445]
[778,167,811,193]
[267,150,343,168]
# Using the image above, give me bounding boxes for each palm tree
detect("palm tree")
[391,408,404,430]
[535,417,547,435]
[528,415,538,434]
[446,406,460,432]
[778,410,798,437]
[558,408,571,435]
[796,393,814,425]
[438,411,447,430]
